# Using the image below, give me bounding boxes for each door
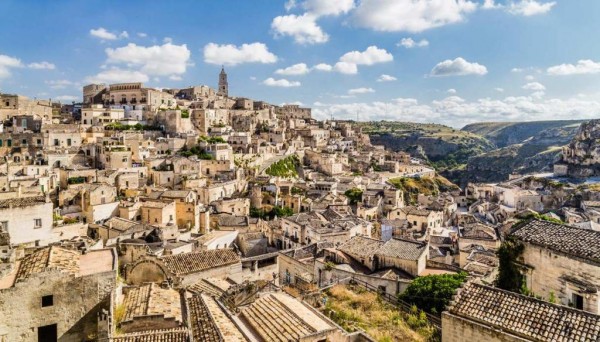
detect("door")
[38,324,57,342]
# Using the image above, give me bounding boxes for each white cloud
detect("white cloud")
[507,0,555,16]
[547,60,600,76]
[54,95,79,102]
[430,57,488,76]
[313,63,333,71]
[353,0,477,33]
[339,46,393,65]
[203,42,278,66]
[282,101,304,106]
[511,68,524,73]
[482,0,502,9]
[163,37,173,44]
[86,68,149,83]
[46,80,74,89]
[522,82,545,91]
[28,61,55,70]
[398,37,429,48]
[348,87,375,94]
[495,87,504,92]
[302,0,355,16]
[137,32,148,38]
[334,62,358,74]
[0,54,23,79]
[312,95,600,128]
[90,27,117,40]
[525,75,535,81]
[105,43,191,78]
[377,74,397,82]
[90,27,129,41]
[271,14,329,44]
[263,77,301,87]
[447,88,457,94]
[169,75,182,81]
[275,63,310,75]
[285,0,297,11]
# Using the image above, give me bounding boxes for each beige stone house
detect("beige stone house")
[512,219,600,314]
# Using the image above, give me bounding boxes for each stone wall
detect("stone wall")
[442,312,528,342]
[0,269,116,341]
[522,242,600,314]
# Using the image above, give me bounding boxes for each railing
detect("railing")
[349,277,442,330]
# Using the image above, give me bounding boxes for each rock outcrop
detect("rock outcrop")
[555,119,600,177]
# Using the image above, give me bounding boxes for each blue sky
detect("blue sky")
[1,0,599,127]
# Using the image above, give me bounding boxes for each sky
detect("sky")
[0,0,599,127]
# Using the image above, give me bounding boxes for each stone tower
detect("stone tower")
[218,66,228,97]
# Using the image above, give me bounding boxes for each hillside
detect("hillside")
[362,122,495,169]
[361,120,587,185]
[462,120,586,148]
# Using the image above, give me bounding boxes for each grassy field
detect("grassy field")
[320,285,436,342]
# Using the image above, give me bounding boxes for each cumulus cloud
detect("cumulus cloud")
[507,0,555,16]
[85,68,150,83]
[46,80,74,89]
[203,42,277,66]
[447,88,457,94]
[377,74,397,82]
[522,82,545,91]
[0,54,23,79]
[285,0,297,11]
[334,62,358,74]
[271,14,329,44]
[313,63,333,71]
[302,0,355,16]
[28,61,55,70]
[482,0,502,9]
[104,43,191,79]
[430,57,488,76]
[54,95,79,102]
[137,32,148,38]
[312,95,600,128]
[275,63,310,75]
[348,87,375,94]
[90,27,129,40]
[263,77,301,87]
[398,38,429,48]
[353,0,477,33]
[340,46,393,65]
[495,87,505,92]
[547,60,600,76]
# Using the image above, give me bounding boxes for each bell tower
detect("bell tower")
[218,66,228,97]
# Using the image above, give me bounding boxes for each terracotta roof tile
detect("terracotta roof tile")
[160,249,240,276]
[448,282,600,341]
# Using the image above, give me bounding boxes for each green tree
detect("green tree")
[344,188,363,204]
[495,235,525,292]
[399,272,468,314]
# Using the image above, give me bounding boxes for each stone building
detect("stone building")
[511,219,600,314]
[442,281,600,342]
[218,67,228,97]
[0,196,53,248]
[0,246,117,341]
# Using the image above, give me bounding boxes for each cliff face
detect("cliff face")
[557,120,600,177]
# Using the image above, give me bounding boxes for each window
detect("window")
[41,295,53,307]
[34,218,42,228]
[0,221,7,232]
[6,140,11,147]
[0,139,2,147]
[572,293,584,310]
[37,139,42,145]
[67,139,71,146]
[54,139,59,146]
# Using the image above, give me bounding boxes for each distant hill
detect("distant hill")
[360,119,590,185]
[462,120,586,148]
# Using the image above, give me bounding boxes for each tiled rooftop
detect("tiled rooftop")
[0,196,47,209]
[511,219,600,264]
[338,235,384,261]
[110,328,189,342]
[15,246,80,283]
[161,249,240,276]
[448,282,600,341]
[122,283,183,325]
[376,238,427,261]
